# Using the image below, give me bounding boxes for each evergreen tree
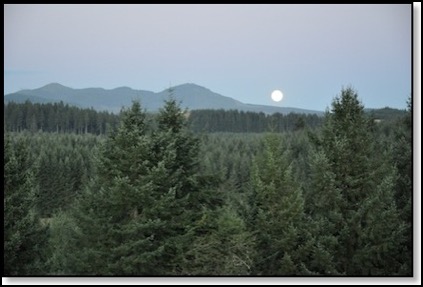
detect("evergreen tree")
[62,99,220,275]
[182,206,253,275]
[307,87,409,275]
[249,133,306,275]
[391,96,412,274]
[64,101,157,275]
[392,97,412,221]
[4,134,48,275]
[151,97,224,273]
[45,211,79,275]
[304,149,343,275]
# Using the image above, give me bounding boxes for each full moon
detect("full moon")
[271,90,283,102]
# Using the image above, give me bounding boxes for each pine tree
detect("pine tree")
[182,206,253,275]
[390,96,412,274]
[307,87,408,275]
[304,149,342,275]
[151,97,224,274]
[392,97,412,222]
[45,211,79,275]
[249,133,306,275]
[64,101,159,275]
[63,99,221,275]
[4,134,48,275]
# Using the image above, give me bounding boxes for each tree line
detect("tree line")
[4,88,412,276]
[188,109,323,132]
[4,101,324,134]
[4,101,119,134]
[4,100,406,135]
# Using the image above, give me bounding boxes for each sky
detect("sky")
[4,4,412,110]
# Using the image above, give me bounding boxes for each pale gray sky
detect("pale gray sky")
[4,4,412,110]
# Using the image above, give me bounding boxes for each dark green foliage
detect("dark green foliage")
[392,97,412,218]
[366,106,408,121]
[4,134,48,275]
[183,206,254,275]
[390,96,412,274]
[249,133,307,275]
[7,132,100,217]
[306,87,410,275]
[4,101,119,134]
[4,91,412,276]
[63,101,163,275]
[188,109,323,133]
[58,99,222,275]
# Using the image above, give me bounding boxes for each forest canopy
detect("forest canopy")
[3,89,412,276]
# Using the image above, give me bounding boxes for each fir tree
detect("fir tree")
[307,87,409,275]
[4,134,48,275]
[182,206,253,275]
[63,99,221,275]
[249,133,306,275]
[151,97,224,274]
[390,96,412,274]
[64,101,159,275]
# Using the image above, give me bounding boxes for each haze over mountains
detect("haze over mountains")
[4,83,324,115]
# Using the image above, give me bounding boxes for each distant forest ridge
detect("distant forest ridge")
[4,82,324,115]
[3,101,406,134]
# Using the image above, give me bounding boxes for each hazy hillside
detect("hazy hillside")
[3,93,61,105]
[4,83,324,115]
[364,107,407,120]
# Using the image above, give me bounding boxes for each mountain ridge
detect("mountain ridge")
[5,83,324,115]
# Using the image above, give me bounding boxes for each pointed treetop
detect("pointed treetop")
[157,97,186,133]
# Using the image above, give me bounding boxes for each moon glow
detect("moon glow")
[271,90,283,102]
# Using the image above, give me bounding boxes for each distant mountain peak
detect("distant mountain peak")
[177,83,202,87]
[173,83,209,90]
[41,82,68,89]
[36,83,72,93]
[112,86,133,91]
[5,82,325,115]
